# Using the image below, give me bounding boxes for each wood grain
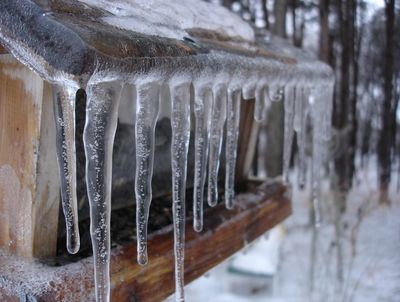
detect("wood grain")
[0,55,60,259]
[0,182,291,301]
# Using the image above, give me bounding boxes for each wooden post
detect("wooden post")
[0,54,60,259]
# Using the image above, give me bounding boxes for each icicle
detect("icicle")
[208,83,227,207]
[323,83,334,141]
[296,87,309,189]
[52,84,80,254]
[310,87,325,227]
[267,85,284,103]
[193,86,212,232]
[283,86,295,182]
[135,82,160,265]
[225,89,242,209]
[254,86,265,122]
[84,81,122,302]
[263,86,272,117]
[242,82,256,100]
[170,82,191,302]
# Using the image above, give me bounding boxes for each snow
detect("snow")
[172,161,400,302]
[77,0,255,41]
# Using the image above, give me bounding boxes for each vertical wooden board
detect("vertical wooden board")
[33,82,60,258]
[0,54,57,258]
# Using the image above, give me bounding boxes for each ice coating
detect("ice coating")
[208,83,227,207]
[283,86,295,182]
[52,84,80,254]
[254,85,265,122]
[310,87,326,227]
[78,0,255,41]
[296,88,310,189]
[225,89,242,209]
[83,81,122,302]
[135,82,160,265]
[0,2,336,300]
[193,85,213,232]
[170,82,191,302]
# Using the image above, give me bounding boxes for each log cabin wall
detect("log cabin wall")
[0,54,60,259]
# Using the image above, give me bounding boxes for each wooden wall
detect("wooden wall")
[0,55,60,259]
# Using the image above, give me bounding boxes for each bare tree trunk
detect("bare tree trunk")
[273,0,287,37]
[378,0,395,203]
[319,0,332,64]
[262,0,270,29]
[263,0,287,178]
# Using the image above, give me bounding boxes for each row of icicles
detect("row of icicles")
[52,79,333,302]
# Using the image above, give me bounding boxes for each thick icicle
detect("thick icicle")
[283,86,295,182]
[52,84,80,254]
[170,82,191,302]
[310,87,325,227]
[84,81,122,302]
[193,86,212,232]
[267,85,284,103]
[254,86,265,122]
[207,84,227,207]
[225,89,242,209]
[296,87,309,189]
[135,83,160,265]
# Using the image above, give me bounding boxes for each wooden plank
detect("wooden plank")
[0,182,291,301]
[0,55,60,259]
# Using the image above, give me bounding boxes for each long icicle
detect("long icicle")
[225,89,242,209]
[84,81,122,302]
[283,86,295,182]
[193,86,212,232]
[52,84,80,254]
[310,87,324,227]
[135,82,160,265]
[208,83,227,207]
[296,87,309,189]
[170,82,191,302]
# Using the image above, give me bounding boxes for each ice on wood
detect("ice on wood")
[0,1,335,301]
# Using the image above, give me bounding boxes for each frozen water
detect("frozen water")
[52,84,80,254]
[0,2,335,300]
[78,0,255,41]
[170,82,191,302]
[83,81,122,302]
[193,85,213,232]
[225,89,242,209]
[296,88,310,189]
[208,84,227,207]
[135,82,160,265]
[283,86,295,182]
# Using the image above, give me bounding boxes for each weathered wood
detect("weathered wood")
[0,182,291,301]
[0,55,60,259]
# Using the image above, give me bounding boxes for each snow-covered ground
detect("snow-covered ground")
[168,161,400,301]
